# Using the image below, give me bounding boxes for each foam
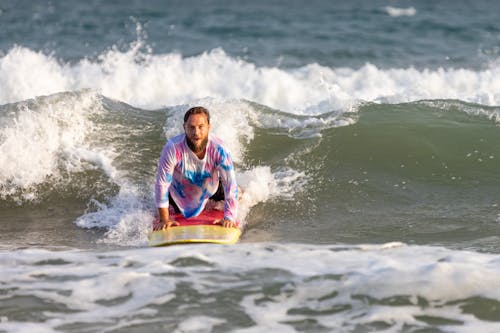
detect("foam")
[0,46,71,103]
[173,316,226,333]
[2,45,500,116]
[2,244,500,332]
[419,99,500,123]
[0,91,112,201]
[384,6,417,17]
[0,322,57,333]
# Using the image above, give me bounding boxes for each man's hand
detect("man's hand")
[153,218,180,231]
[154,207,179,230]
[214,218,237,228]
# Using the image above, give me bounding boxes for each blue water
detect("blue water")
[1,1,500,332]
[2,0,499,69]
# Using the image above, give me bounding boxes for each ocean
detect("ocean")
[1,0,500,332]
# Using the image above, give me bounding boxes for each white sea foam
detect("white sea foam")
[384,6,417,17]
[1,244,500,332]
[173,316,226,333]
[0,91,115,201]
[2,45,500,116]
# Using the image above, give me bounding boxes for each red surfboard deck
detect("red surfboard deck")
[148,210,241,246]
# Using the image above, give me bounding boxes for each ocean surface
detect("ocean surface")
[1,0,500,332]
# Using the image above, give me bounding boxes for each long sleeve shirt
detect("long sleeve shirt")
[155,133,238,221]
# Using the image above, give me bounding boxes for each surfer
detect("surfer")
[153,106,238,230]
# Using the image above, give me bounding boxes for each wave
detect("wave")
[384,6,417,17]
[0,91,109,201]
[0,90,354,203]
[2,45,500,115]
[0,91,319,245]
[0,47,500,245]
[3,243,500,332]
[321,101,500,195]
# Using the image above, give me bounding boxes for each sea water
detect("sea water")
[1,1,500,332]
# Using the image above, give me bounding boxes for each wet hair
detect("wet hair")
[184,106,210,124]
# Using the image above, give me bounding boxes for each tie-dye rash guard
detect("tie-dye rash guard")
[155,133,238,221]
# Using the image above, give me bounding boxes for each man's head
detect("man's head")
[183,107,211,154]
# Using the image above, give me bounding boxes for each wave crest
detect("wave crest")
[2,45,500,116]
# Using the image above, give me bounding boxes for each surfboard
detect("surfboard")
[148,210,241,247]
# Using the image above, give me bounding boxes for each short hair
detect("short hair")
[184,106,210,124]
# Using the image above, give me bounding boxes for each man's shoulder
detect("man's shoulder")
[208,134,228,150]
[166,134,186,146]
[208,134,234,164]
[162,134,185,157]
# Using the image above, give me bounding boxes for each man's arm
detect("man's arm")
[218,147,239,227]
[154,143,179,230]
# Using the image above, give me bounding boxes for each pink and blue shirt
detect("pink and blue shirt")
[155,133,238,221]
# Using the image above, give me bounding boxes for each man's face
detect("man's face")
[184,113,210,154]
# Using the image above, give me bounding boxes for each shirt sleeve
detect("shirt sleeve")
[217,146,238,221]
[155,142,177,208]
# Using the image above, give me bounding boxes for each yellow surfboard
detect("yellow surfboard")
[148,210,241,247]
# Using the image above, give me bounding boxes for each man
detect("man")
[154,106,238,230]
